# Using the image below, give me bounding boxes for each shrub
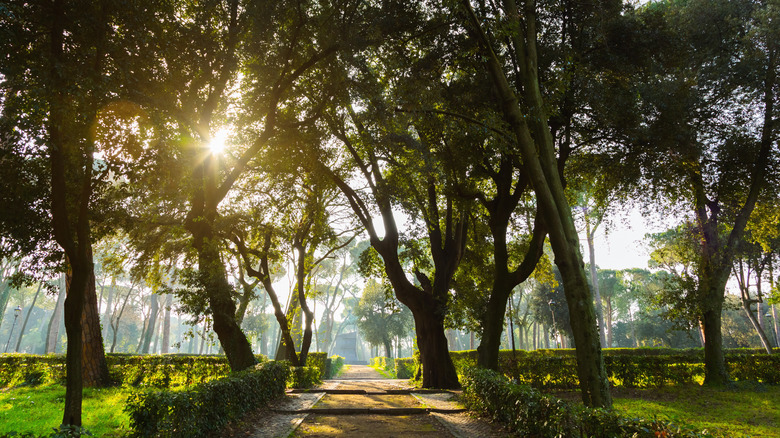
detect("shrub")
[461,368,721,438]
[443,348,780,389]
[287,365,322,389]
[0,354,269,389]
[305,352,330,379]
[329,355,345,378]
[125,360,289,438]
[394,357,415,379]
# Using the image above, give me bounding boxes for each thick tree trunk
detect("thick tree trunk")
[73,255,111,387]
[414,309,458,388]
[478,279,511,370]
[199,241,255,370]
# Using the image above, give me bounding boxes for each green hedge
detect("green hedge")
[444,349,780,389]
[288,365,321,388]
[0,354,268,389]
[394,357,415,379]
[462,368,721,438]
[125,360,289,438]
[329,355,345,378]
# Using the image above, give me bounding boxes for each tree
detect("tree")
[588,0,778,385]
[354,279,414,358]
[461,0,612,407]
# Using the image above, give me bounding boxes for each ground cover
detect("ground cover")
[0,384,132,437]
[549,382,780,437]
[611,383,780,438]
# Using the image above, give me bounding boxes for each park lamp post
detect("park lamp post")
[4,306,23,353]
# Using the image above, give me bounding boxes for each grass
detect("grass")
[0,384,132,437]
[610,383,780,437]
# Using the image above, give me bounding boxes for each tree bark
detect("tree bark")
[79,259,111,386]
[463,0,611,407]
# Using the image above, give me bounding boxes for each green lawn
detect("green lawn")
[0,384,132,437]
[611,383,780,437]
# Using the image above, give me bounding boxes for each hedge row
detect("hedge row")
[0,354,270,388]
[125,361,290,438]
[394,357,416,379]
[447,349,780,389]
[462,368,722,438]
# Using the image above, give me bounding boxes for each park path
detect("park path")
[240,365,506,437]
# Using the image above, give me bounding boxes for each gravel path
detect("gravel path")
[229,365,507,438]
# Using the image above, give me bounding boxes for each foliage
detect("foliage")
[0,354,268,389]
[124,361,289,438]
[287,366,322,389]
[394,357,416,380]
[328,355,345,378]
[444,349,780,389]
[461,368,722,437]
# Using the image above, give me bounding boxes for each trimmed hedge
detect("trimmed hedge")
[394,357,415,379]
[329,355,345,378]
[0,354,268,389]
[444,349,780,389]
[125,360,289,438]
[462,368,721,437]
[288,365,321,388]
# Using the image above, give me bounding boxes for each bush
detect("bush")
[461,368,721,438]
[0,354,269,389]
[287,365,321,389]
[125,360,289,438]
[443,348,780,389]
[329,355,345,378]
[305,352,330,379]
[394,358,415,379]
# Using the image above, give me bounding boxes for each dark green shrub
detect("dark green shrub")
[288,365,321,388]
[125,361,289,438]
[461,368,721,437]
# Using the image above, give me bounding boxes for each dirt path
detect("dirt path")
[229,365,506,438]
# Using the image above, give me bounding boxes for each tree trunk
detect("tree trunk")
[14,283,42,352]
[463,0,611,407]
[75,256,111,387]
[141,293,159,354]
[586,218,607,348]
[420,317,458,387]
[383,336,393,359]
[741,299,773,354]
[161,293,171,354]
[101,278,115,341]
[197,235,255,369]
[46,275,66,354]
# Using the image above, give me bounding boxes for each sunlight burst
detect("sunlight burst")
[209,129,229,155]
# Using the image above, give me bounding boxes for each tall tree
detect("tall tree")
[461,0,612,406]
[588,0,778,384]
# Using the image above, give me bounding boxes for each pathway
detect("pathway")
[233,365,506,438]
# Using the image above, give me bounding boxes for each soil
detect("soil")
[221,364,506,438]
[293,414,453,437]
